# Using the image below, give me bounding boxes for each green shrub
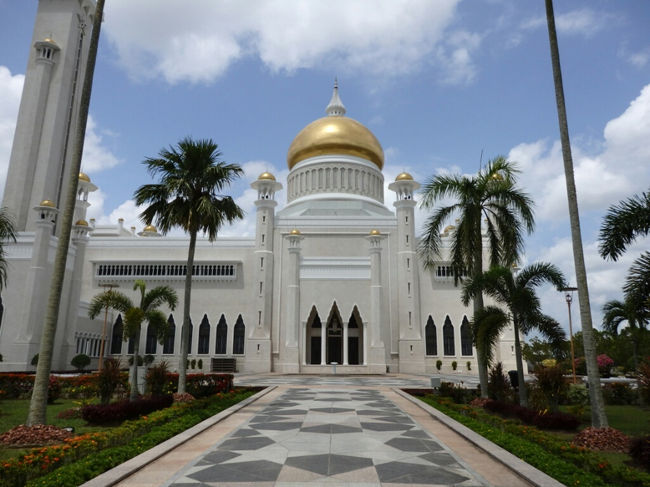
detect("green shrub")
[70,354,91,372]
[98,358,123,404]
[535,365,568,413]
[466,361,471,371]
[488,362,512,402]
[128,355,144,367]
[436,360,442,371]
[191,359,197,369]
[630,436,650,471]
[565,383,589,406]
[198,359,203,369]
[602,382,638,405]
[451,360,457,371]
[143,354,155,366]
[31,353,39,366]
[145,361,169,396]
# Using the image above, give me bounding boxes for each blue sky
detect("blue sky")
[0,0,649,333]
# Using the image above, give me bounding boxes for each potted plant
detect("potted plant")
[451,361,458,371]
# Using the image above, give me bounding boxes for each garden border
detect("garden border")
[78,386,275,487]
[394,388,565,487]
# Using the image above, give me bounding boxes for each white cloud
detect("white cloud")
[103,0,470,84]
[0,67,24,201]
[521,8,612,38]
[81,116,122,173]
[435,31,482,85]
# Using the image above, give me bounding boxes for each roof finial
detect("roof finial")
[326,77,346,117]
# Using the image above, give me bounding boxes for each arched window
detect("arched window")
[145,322,157,354]
[163,315,175,354]
[127,336,135,355]
[461,316,473,356]
[215,314,227,354]
[425,316,437,356]
[110,315,123,354]
[233,314,245,355]
[443,316,455,356]
[198,314,210,354]
[187,319,193,354]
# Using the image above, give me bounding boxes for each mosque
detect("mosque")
[0,0,518,375]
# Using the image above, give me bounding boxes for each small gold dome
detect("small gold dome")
[258,171,276,181]
[443,225,456,233]
[75,219,89,226]
[287,116,384,170]
[369,229,381,235]
[40,199,56,207]
[79,172,91,182]
[144,224,157,232]
[396,172,414,181]
[290,228,301,235]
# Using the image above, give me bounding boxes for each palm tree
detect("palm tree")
[545,0,608,427]
[462,263,567,407]
[418,156,534,398]
[88,280,177,400]
[134,138,244,394]
[602,297,649,371]
[0,208,17,290]
[599,189,650,307]
[27,0,105,426]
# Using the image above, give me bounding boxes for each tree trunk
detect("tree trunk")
[27,0,105,426]
[513,320,527,407]
[545,0,607,427]
[129,331,141,401]
[474,233,489,398]
[177,229,197,394]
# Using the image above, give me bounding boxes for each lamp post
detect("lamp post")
[97,283,119,372]
[562,286,578,383]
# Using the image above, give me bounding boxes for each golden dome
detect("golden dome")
[75,219,89,226]
[396,172,413,181]
[287,116,384,170]
[40,199,56,207]
[258,171,276,181]
[144,224,157,232]
[369,229,381,235]
[79,172,91,182]
[289,228,301,235]
[443,225,456,233]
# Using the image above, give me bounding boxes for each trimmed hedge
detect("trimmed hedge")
[483,398,580,431]
[81,395,173,424]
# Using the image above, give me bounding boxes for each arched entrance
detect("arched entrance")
[347,306,364,365]
[325,303,343,364]
[305,306,322,365]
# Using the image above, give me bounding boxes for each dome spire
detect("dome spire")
[326,78,346,117]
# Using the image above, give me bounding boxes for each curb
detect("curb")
[393,388,565,487]
[80,386,276,487]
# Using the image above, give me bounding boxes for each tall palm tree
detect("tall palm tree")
[599,189,650,307]
[27,0,105,426]
[418,156,534,398]
[0,208,17,290]
[134,138,243,394]
[462,263,567,407]
[88,280,177,400]
[602,297,649,371]
[545,0,608,427]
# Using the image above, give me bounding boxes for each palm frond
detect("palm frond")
[599,190,650,261]
[87,290,132,319]
[472,306,509,366]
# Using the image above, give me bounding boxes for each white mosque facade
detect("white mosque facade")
[0,0,519,376]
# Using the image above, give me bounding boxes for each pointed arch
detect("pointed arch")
[163,314,175,354]
[307,305,321,328]
[198,314,210,354]
[215,314,227,354]
[187,318,193,354]
[425,315,437,356]
[461,315,473,356]
[145,321,157,354]
[326,301,344,329]
[110,314,123,354]
[306,305,322,364]
[443,315,455,356]
[233,314,245,355]
[346,305,364,365]
[326,302,343,364]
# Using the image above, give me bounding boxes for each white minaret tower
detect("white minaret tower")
[2,0,97,232]
[388,172,425,373]
[249,172,282,372]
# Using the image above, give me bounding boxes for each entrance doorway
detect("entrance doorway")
[326,311,343,364]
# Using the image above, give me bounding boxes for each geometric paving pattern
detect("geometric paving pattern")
[166,388,487,486]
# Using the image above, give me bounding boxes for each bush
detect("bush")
[436,360,442,371]
[31,353,39,366]
[602,382,638,405]
[466,361,471,371]
[198,359,203,369]
[598,354,614,378]
[482,398,580,431]
[535,365,568,412]
[71,354,91,372]
[143,354,155,366]
[81,395,173,424]
[97,358,123,404]
[451,360,457,371]
[638,361,650,405]
[128,355,144,367]
[488,362,512,402]
[630,436,650,471]
[145,361,170,396]
[565,383,589,406]
[191,359,196,369]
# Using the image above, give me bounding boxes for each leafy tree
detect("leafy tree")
[522,337,569,369]
[88,280,177,400]
[462,263,567,407]
[599,189,650,307]
[418,157,534,397]
[27,0,105,426]
[134,137,243,394]
[545,0,608,427]
[71,354,91,372]
[0,207,17,290]
[602,296,649,371]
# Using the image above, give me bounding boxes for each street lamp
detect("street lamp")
[97,283,119,372]
[561,286,578,384]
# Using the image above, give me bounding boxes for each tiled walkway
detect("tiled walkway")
[167,388,486,486]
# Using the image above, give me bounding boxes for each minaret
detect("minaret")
[388,172,425,373]
[2,0,97,232]
[249,172,282,372]
[366,230,387,373]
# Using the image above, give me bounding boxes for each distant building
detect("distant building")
[0,0,518,375]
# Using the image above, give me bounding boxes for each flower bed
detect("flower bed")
[0,388,255,487]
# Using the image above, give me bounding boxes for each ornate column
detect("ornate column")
[320,325,326,365]
[343,322,349,365]
[282,229,303,373]
[366,229,386,373]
